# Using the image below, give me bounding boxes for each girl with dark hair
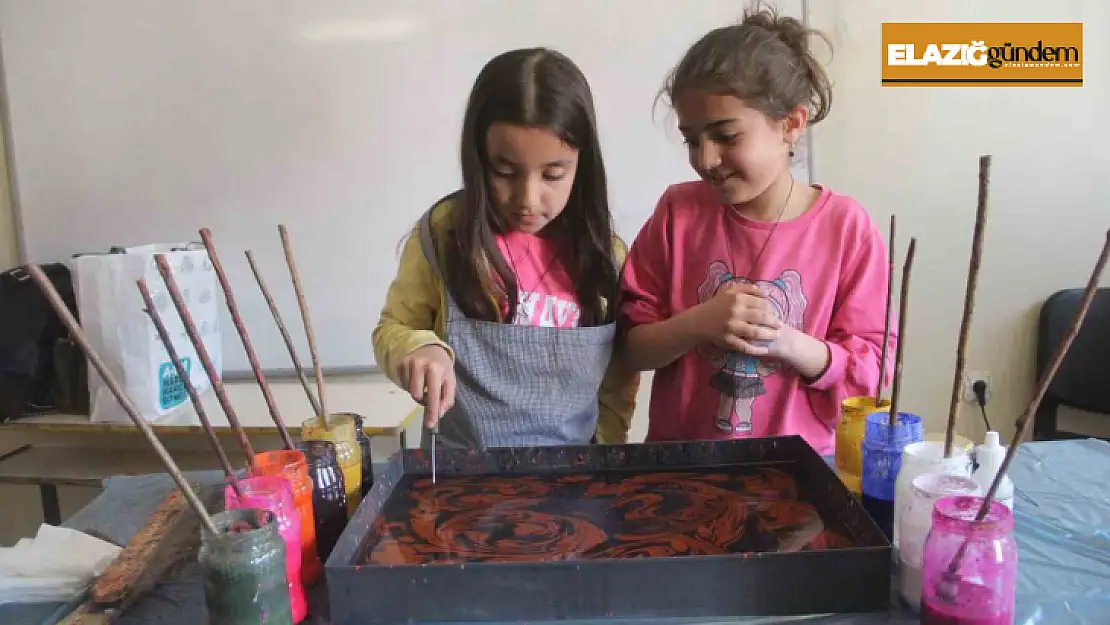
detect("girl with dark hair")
[374,48,637,449]
[620,4,894,456]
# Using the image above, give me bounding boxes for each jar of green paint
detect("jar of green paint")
[199,508,293,625]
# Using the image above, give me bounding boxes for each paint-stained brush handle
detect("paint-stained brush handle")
[888,237,916,426]
[27,264,219,535]
[944,155,991,457]
[877,215,896,403]
[200,229,295,450]
[944,229,1110,583]
[155,254,257,469]
[137,278,242,498]
[279,224,330,428]
[245,250,324,418]
[990,229,1110,489]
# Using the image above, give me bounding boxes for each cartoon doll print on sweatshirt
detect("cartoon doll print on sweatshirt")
[696,260,808,434]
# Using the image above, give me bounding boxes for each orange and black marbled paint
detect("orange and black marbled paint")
[359,466,855,565]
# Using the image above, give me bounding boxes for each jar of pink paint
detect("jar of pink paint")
[919,494,1017,625]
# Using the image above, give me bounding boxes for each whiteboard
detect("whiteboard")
[0,0,809,374]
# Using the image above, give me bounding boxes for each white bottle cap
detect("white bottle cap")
[984,430,1001,449]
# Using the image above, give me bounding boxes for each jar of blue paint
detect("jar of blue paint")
[861,411,924,540]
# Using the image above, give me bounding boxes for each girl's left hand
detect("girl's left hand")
[762,324,797,360]
[764,324,832,380]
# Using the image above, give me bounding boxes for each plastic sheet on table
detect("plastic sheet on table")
[5,440,1110,625]
[1007,438,1110,625]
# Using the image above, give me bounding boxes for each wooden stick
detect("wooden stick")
[876,215,896,403]
[65,484,213,624]
[888,238,916,427]
[944,155,991,457]
[136,278,242,498]
[154,254,257,469]
[279,224,330,428]
[26,264,219,536]
[200,229,295,450]
[979,230,1109,498]
[943,229,1110,589]
[245,250,324,418]
[87,486,197,605]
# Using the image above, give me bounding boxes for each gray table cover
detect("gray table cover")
[3,438,1109,624]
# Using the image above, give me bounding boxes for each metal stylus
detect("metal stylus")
[429,407,438,484]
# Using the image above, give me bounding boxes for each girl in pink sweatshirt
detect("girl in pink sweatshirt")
[619,6,895,456]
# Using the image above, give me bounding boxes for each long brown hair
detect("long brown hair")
[438,48,618,326]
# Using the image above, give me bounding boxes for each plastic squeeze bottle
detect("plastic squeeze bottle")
[973,431,1014,510]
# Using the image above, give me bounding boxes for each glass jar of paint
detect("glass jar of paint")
[920,495,1017,625]
[199,508,292,625]
[301,413,362,517]
[861,411,924,539]
[835,396,891,495]
[296,439,348,561]
[225,475,307,623]
[255,449,323,587]
[893,441,973,555]
[348,413,374,497]
[897,473,982,609]
[923,432,975,458]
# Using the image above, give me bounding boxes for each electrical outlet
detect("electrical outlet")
[963,371,993,403]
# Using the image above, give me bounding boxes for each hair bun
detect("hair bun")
[771,16,809,55]
[664,1,834,127]
[741,4,809,56]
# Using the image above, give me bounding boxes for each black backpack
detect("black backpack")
[0,263,87,422]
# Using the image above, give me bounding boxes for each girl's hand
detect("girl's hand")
[693,283,782,355]
[398,345,456,428]
[765,324,832,380]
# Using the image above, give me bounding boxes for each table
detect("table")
[2,374,419,438]
[0,444,217,525]
[0,375,420,525]
[4,439,1109,625]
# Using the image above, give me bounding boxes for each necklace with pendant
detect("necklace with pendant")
[714,175,796,434]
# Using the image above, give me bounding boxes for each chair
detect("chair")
[1033,288,1110,440]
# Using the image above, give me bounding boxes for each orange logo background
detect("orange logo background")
[881,22,1083,87]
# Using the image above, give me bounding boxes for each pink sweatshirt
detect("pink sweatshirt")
[619,181,895,455]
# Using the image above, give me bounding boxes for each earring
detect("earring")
[788,143,796,158]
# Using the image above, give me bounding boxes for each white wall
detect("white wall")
[0,0,805,374]
[0,0,1106,445]
[809,0,1108,443]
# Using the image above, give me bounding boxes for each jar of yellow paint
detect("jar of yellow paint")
[301,413,362,518]
[836,396,891,495]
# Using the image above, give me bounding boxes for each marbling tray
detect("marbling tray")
[326,436,891,624]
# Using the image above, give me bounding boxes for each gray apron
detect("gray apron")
[417,208,616,449]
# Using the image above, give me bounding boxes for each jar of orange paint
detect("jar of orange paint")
[255,449,323,586]
[301,413,362,517]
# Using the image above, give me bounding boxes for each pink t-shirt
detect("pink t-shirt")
[619,181,896,455]
[496,231,581,328]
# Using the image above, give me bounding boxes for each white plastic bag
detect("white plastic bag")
[70,243,221,424]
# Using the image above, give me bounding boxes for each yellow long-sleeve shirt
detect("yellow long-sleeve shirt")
[372,196,639,444]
